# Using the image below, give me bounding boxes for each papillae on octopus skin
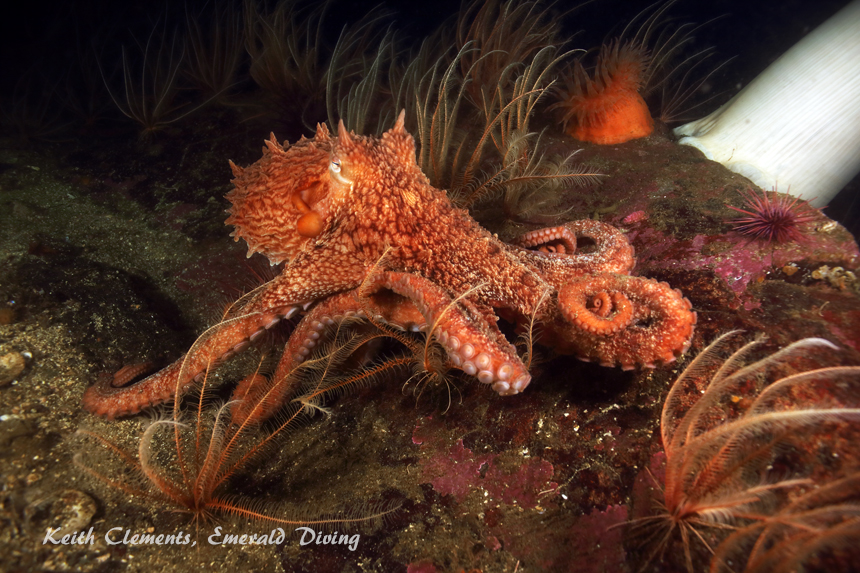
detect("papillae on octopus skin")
[82,111,696,421]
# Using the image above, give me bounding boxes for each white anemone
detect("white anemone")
[674,1,860,207]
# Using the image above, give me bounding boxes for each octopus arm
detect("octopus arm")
[230,290,375,425]
[550,274,696,369]
[83,250,369,420]
[254,249,368,310]
[82,303,301,419]
[230,269,537,425]
[512,220,636,281]
[379,272,532,396]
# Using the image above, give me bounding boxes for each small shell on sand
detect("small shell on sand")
[0,351,28,386]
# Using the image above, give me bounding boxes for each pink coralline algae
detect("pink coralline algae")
[483,457,556,508]
[406,561,439,573]
[412,416,558,507]
[631,225,859,310]
[630,451,667,522]
[416,437,493,502]
[621,210,648,224]
[497,504,630,573]
[410,416,644,571]
[566,505,629,573]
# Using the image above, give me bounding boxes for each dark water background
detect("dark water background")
[1,0,857,232]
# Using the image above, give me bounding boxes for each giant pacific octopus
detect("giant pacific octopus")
[82,111,696,420]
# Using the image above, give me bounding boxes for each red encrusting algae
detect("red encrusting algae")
[555,41,654,145]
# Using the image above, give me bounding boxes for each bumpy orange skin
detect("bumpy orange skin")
[83,113,694,421]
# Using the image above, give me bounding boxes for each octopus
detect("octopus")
[82,111,696,421]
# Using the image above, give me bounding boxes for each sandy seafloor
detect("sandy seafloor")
[1,1,860,572]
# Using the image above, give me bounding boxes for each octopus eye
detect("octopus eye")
[328,156,353,186]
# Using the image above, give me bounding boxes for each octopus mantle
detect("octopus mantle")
[82,112,696,420]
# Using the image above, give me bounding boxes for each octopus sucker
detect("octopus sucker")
[84,113,695,420]
[109,361,155,388]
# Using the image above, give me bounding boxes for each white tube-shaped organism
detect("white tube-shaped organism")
[674,0,860,207]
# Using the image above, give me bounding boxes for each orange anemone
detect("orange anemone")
[557,41,653,145]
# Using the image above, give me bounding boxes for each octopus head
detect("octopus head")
[226,123,343,264]
[328,110,429,203]
[225,111,426,264]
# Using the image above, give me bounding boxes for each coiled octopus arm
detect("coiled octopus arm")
[510,220,695,370]
[551,274,696,369]
[511,219,636,277]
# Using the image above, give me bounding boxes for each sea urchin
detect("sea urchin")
[728,186,818,243]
